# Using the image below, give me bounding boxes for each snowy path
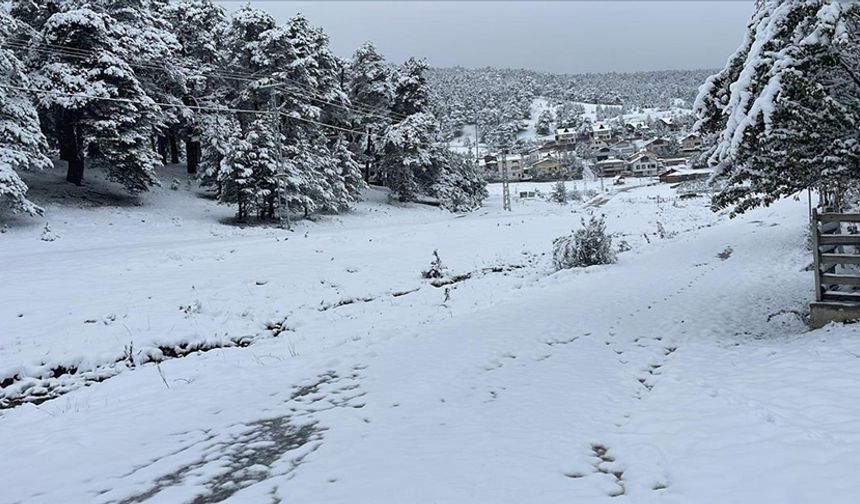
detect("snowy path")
[3,176,860,503]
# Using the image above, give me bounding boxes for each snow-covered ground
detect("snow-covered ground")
[2,164,859,503]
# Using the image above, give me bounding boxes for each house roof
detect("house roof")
[627,153,658,164]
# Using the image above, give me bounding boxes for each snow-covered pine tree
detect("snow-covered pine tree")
[550,181,568,204]
[0,12,51,215]
[694,0,860,215]
[27,6,161,191]
[376,112,436,202]
[164,0,228,174]
[218,118,280,220]
[424,146,487,212]
[332,135,366,210]
[552,215,616,270]
[392,57,429,117]
[347,42,394,180]
[536,108,553,136]
[197,110,239,194]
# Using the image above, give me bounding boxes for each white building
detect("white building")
[479,154,529,181]
[626,153,662,177]
[555,127,578,146]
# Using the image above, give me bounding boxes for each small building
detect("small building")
[590,137,610,150]
[623,121,649,138]
[555,127,578,146]
[591,123,613,141]
[680,132,703,153]
[530,156,562,180]
[657,116,678,130]
[658,167,712,184]
[643,137,673,158]
[479,153,529,181]
[610,140,637,157]
[626,153,662,177]
[661,157,689,168]
[594,146,617,162]
[595,158,627,177]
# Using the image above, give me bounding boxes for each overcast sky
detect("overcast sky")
[216,1,754,74]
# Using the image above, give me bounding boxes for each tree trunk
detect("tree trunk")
[61,119,84,185]
[157,136,168,164]
[185,137,200,174]
[364,129,372,182]
[169,135,179,164]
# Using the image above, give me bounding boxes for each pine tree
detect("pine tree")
[164,0,228,174]
[695,0,860,215]
[27,6,161,191]
[425,147,487,212]
[347,42,394,180]
[218,118,279,220]
[536,108,553,136]
[0,12,51,215]
[550,181,568,204]
[377,112,437,202]
[392,57,429,117]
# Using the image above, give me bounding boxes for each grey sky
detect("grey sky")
[216,1,754,73]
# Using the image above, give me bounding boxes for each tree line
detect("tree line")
[0,0,486,221]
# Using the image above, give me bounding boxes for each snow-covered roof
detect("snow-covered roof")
[556,128,576,136]
[627,153,658,164]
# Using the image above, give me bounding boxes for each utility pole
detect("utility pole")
[500,144,511,211]
[474,116,480,162]
[270,94,291,230]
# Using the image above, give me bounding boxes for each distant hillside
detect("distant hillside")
[427,66,715,144]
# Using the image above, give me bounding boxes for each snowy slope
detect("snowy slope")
[1,164,858,503]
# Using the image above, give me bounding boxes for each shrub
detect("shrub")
[422,250,447,279]
[552,215,616,270]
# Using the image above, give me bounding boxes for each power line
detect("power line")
[0,82,367,136]
[2,37,409,122]
[1,38,401,122]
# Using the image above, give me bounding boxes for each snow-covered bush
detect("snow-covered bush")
[421,250,447,279]
[552,215,616,270]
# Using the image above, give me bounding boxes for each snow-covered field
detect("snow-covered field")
[2,164,859,503]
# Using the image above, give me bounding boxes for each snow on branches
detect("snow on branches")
[695,0,860,215]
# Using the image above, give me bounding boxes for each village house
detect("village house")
[594,158,627,177]
[591,123,613,142]
[594,146,617,162]
[555,127,578,146]
[658,167,713,184]
[657,116,678,131]
[626,153,662,177]
[680,132,703,153]
[643,137,674,158]
[610,140,636,157]
[529,155,562,180]
[661,157,689,168]
[623,121,649,138]
[589,136,610,150]
[479,153,529,181]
